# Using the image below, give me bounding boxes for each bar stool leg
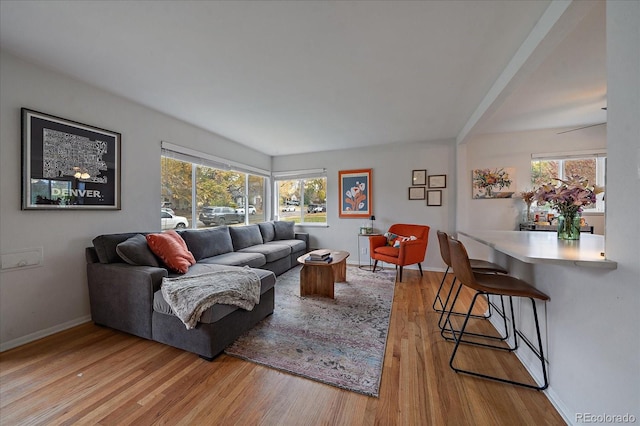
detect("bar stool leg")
[440,286,510,344]
[435,272,504,331]
[448,294,549,390]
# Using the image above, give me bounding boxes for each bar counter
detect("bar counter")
[458,230,617,269]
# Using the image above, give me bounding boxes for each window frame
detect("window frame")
[273,168,328,226]
[531,150,606,214]
[161,142,270,228]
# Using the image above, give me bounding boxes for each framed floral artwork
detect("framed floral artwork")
[339,169,372,218]
[472,167,516,199]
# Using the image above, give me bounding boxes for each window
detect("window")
[161,142,269,229]
[274,169,327,225]
[531,151,606,213]
[29,179,72,205]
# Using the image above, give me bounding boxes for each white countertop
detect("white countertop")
[458,230,617,270]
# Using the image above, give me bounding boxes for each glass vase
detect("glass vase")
[557,213,581,240]
[525,204,533,223]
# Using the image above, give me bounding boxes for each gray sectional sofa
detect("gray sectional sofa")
[86,221,308,359]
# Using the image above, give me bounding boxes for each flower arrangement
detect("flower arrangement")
[519,189,536,222]
[533,175,601,217]
[472,168,513,198]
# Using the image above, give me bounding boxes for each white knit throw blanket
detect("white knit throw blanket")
[161,265,261,330]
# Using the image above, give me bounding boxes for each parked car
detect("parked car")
[161,210,188,230]
[281,205,296,212]
[161,207,175,215]
[236,205,257,215]
[308,204,327,213]
[199,206,242,226]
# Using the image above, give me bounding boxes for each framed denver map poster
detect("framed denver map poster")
[21,108,121,210]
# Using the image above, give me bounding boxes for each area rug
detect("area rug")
[224,265,396,397]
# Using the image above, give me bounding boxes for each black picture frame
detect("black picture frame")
[428,174,447,188]
[412,169,427,185]
[21,108,121,210]
[427,190,442,206]
[408,186,426,200]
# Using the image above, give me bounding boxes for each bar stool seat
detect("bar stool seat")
[444,236,550,390]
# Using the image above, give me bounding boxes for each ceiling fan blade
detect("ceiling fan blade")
[557,122,606,134]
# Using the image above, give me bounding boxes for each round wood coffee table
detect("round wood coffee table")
[296,250,350,298]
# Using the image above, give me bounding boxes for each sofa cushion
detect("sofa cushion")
[93,232,141,264]
[180,227,234,261]
[146,230,196,274]
[273,220,295,240]
[153,266,276,324]
[115,234,161,267]
[239,243,291,263]
[258,222,275,243]
[198,251,266,269]
[229,225,264,251]
[265,239,307,253]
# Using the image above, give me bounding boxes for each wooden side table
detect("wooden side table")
[297,250,350,298]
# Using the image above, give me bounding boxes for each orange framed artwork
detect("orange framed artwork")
[338,168,372,218]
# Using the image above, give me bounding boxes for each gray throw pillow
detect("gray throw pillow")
[229,225,264,250]
[258,222,275,243]
[93,232,140,264]
[180,227,234,260]
[273,220,295,240]
[115,234,161,267]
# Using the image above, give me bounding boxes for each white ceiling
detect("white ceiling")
[0,1,605,156]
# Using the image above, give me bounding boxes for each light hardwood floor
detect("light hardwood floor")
[0,270,566,425]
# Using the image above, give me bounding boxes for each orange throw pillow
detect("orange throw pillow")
[146,230,196,273]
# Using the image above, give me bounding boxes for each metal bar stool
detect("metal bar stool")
[444,236,550,390]
[434,231,508,334]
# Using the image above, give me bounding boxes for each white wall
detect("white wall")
[0,51,271,350]
[457,125,606,235]
[456,2,640,422]
[1,2,637,420]
[0,50,456,349]
[272,140,456,272]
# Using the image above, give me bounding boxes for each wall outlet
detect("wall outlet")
[361,247,368,254]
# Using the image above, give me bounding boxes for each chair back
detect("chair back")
[437,230,452,268]
[388,224,430,242]
[447,237,480,291]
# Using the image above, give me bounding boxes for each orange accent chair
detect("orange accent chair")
[369,224,430,281]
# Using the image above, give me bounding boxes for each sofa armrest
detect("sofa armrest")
[87,262,168,339]
[369,235,387,252]
[86,246,99,264]
[295,232,309,252]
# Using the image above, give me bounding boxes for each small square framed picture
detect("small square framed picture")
[428,174,447,188]
[412,169,426,186]
[408,186,425,200]
[427,190,442,206]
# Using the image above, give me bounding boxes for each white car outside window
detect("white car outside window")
[161,211,189,230]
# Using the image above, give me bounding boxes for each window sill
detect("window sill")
[295,223,329,228]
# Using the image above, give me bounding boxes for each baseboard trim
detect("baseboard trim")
[0,315,92,352]
[488,311,574,425]
[345,261,446,273]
